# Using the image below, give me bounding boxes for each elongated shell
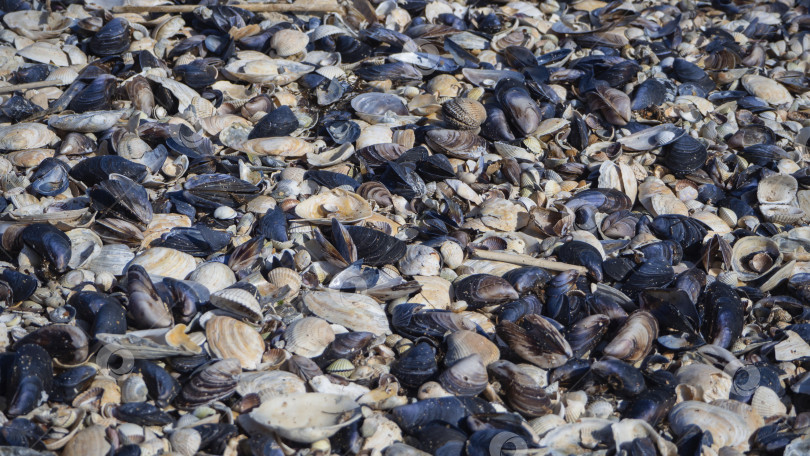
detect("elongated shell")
[127,247,196,280]
[0,123,57,150]
[239,136,314,157]
[302,290,391,336]
[206,316,265,370]
[249,393,361,443]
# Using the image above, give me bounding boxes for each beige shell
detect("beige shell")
[127,247,196,280]
[718,207,738,228]
[302,290,391,336]
[585,400,614,419]
[529,414,566,438]
[691,211,732,234]
[4,10,71,39]
[675,363,732,402]
[295,188,373,224]
[249,393,361,444]
[206,316,265,370]
[759,204,806,224]
[187,261,236,293]
[398,244,441,276]
[409,275,452,310]
[0,123,57,150]
[210,287,262,321]
[63,426,111,456]
[17,41,69,66]
[284,317,335,357]
[48,110,127,133]
[598,160,638,205]
[758,174,798,205]
[731,236,782,281]
[239,136,315,157]
[477,198,529,232]
[750,386,787,418]
[307,143,355,167]
[563,390,588,423]
[170,428,202,456]
[445,330,500,366]
[222,57,314,85]
[741,74,794,105]
[6,148,53,168]
[440,241,464,270]
[442,97,486,130]
[237,370,306,401]
[669,401,752,450]
[266,267,303,299]
[270,29,309,57]
[66,228,103,270]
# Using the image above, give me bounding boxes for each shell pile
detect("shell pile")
[2,0,810,454]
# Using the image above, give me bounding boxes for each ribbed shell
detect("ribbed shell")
[270,29,309,57]
[209,287,262,321]
[442,98,487,130]
[206,316,265,370]
[445,330,500,366]
[284,317,335,357]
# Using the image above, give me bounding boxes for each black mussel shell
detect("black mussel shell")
[648,214,708,256]
[14,324,89,366]
[162,278,207,324]
[504,46,537,69]
[701,281,744,349]
[502,267,551,295]
[166,124,214,158]
[51,364,97,402]
[344,225,407,267]
[125,264,173,329]
[325,119,361,144]
[29,157,69,196]
[155,226,231,256]
[670,58,707,82]
[637,240,683,265]
[91,301,127,337]
[391,396,494,429]
[355,62,422,81]
[727,125,775,149]
[70,74,115,112]
[495,78,542,137]
[20,223,71,273]
[256,205,288,243]
[740,144,791,167]
[565,188,632,212]
[248,106,299,139]
[496,295,543,323]
[183,173,260,210]
[0,95,41,121]
[556,240,603,281]
[174,60,217,89]
[70,155,149,186]
[8,344,52,416]
[89,174,153,226]
[596,60,640,88]
[481,104,515,142]
[497,314,572,369]
[454,274,518,309]
[114,402,173,425]
[640,288,700,335]
[416,154,455,181]
[379,161,426,200]
[663,135,707,175]
[14,64,50,83]
[549,358,591,388]
[0,269,37,304]
[335,35,373,63]
[623,259,675,292]
[69,291,120,321]
[591,358,646,396]
[603,257,635,282]
[623,385,676,426]
[89,18,131,56]
[391,341,438,390]
[304,170,360,190]
[632,78,667,110]
[566,314,610,357]
[134,359,181,407]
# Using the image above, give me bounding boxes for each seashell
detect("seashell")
[760,204,806,224]
[741,74,793,105]
[585,400,614,419]
[530,414,566,438]
[758,174,798,205]
[302,290,391,336]
[669,401,752,450]
[563,390,587,423]
[731,236,782,281]
[63,426,111,456]
[222,58,314,85]
[170,428,201,456]
[425,129,488,159]
[444,330,499,366]
[127,247,196,280]
[270,29,309,57]
[175,358,240,410]
[237,370,306,401]
[250,393,362,443]
[438,354,488,396]
[0,123,57,150]
[48,110,127,133]
[239,136,315,157]
[675,363,732,402]
[284,317,335,357]
[206,316,265,370]
[398,244,441,276]
[602,310,658,362]
[750,386,786,418]
[266,267,302,299]
[121,375,148,403]
[442,97,487,130]
[210,287,262,321]
[295,188,372,224]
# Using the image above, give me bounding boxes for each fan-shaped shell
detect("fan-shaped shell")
[0,123,57,150]
[302,290,391,336]
[187,261,236,293]
[284,317,335,357]
[127,247,196,280]
[210,287,262,321]
[270,29,309,57]
[442,97,487,130]
[206,316,265,370]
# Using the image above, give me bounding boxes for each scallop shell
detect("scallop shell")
[63,426,111,456]
[585,400,614,419]
[760,204,806,224]
[210,287,262,321]
[750,386,787,418]
[170,428,201,456]
[398,244,441,276]
[295,188,373,224]
[270,29,309,57]
[127,247,196,280]
[48,111,127,133]
[529,415,567,438]
[284,317,335,357]
[206,316,265,370]
[266,267,302,299]
[442,97,487,130]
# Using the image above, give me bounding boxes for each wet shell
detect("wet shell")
[285,317,335,357]
[442,98,487,130]
[210,287,262,321]
[295,188,373,224]
[206,316,265,370]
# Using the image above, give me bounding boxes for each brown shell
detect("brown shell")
[442,97,487,130]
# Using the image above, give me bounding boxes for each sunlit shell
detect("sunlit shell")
[127,247,196,280]
[222,58,314,85]
[302,290,391,336]
[0,123,57,150]
[210,287,262,321]
[206,315,265,370]
[239,136,315,157]
[295,188,373,224]
[270,29,309,57]
[284,317,335,357]
[187,261,236,293]
[48,111,127,133]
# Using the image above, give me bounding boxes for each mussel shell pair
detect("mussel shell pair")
[29,157,70,196]
[663,134,708,176]
[88,18,131,56]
